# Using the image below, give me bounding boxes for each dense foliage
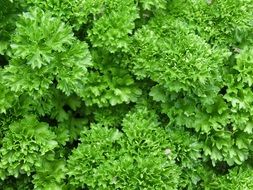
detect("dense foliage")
[0,0,253,189]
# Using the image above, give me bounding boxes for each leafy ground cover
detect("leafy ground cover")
[0,0,253,189]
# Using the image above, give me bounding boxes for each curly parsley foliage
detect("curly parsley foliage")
[0,116,58,178]
[78,49,142,106]
[67,107,180,189]
[3,8,92,98]
[166,0,253,46]
[0,0,253,189]
[131,14,228,95]
[88,0,139,52]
